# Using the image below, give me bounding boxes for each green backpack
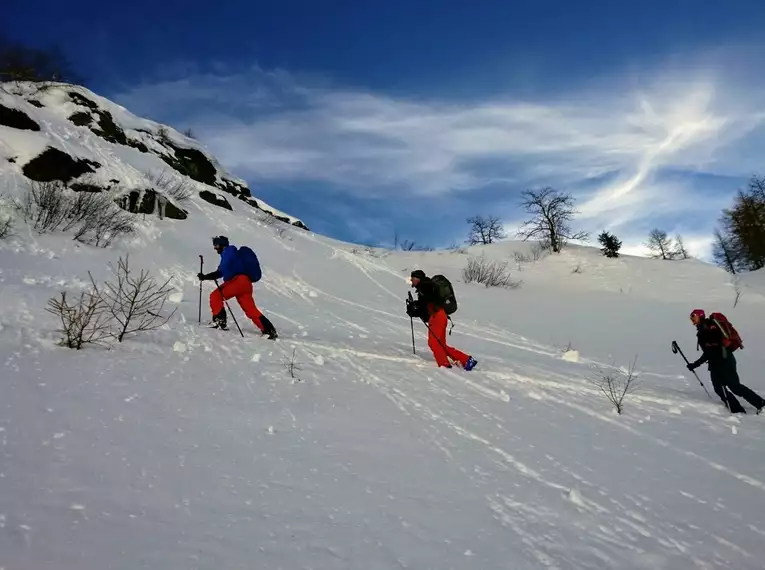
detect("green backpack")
[431,274,458,315]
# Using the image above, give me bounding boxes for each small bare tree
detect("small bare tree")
[400,239,417,251]
[516,187,589,253]
[588,356,639,415]
[646,229,675,260]
[283,348,302,381]
[712,228,738,274]
[466,215,506,245]
[88,255,176,342]
[45,289,112,349]
[463,254,521,288]
[673,234,691,259]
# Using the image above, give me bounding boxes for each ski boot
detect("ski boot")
[464,356,478,371]
[259,316,278,340]
[208,310,228,330]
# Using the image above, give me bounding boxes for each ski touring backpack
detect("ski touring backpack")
[431,274,458,316]
[709,312,743,351]
[237,246,262,283]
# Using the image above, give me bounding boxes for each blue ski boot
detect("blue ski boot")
[464,356,478,371]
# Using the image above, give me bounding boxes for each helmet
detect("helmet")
[212,236,230,248]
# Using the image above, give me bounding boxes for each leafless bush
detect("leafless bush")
[45,289,112,349]
[0,215,13,238]
[259,212,279,227]
[588,356,640,415]
[14,180,70,233]
[571,261,583,274]
[283,348,302,381]
[157,126,170,142]
[88,254,176,342]
[462,254,521,289]
[274,226,287,238]
[146,170,193,205]
[13,181,134,246]
[448,243,468,254]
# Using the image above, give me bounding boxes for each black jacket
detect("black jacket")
[407,277,441,323]
[692,319,728,369]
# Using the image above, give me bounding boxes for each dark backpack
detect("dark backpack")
[237,246,262,283]
[431,274,457,315]
[709,312,743,351]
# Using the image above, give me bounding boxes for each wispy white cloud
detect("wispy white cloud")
[113,48,765,257]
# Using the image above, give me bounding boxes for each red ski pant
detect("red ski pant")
[427,309,470,368]
[210,274,265,331]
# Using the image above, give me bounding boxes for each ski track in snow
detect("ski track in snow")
[2,84,765,569]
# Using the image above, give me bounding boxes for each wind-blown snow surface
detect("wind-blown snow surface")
[2,209,765,568]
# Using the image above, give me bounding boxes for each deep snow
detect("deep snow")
[2,83,765,570]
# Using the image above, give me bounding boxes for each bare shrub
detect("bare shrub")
[448,243,467,254]
[45,290,111,349]
[274,226,287,238]
[588,356,639,415]
[14,180,70,233]
[733,276,743,308]
[88,254,176,342]
[462,254,521,289]
[571,261,583,274]
[13,181,134,246]
[259,212,279,227]
[0,215,13,238]
[283,348,302,382]
[157,126,170,142]
[146,170,193,205]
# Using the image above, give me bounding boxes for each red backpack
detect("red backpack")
[709,312,744,351]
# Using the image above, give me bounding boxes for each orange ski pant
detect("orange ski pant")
[427,309,470,368]
[210,274,265,331]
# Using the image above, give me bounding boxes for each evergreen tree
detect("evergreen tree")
[598,231,622,258]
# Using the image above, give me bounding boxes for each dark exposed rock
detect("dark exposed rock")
[160,142,217,185]
[116,189,188,220]
[68,91,99,110]
[127,138,148,153]
[92,109,127,145]
[27,100,44,108]
[7,157,16,163]
[22,147,100,183]
[109,178,120,184]
[292,220,309,230]
[0,104,40,131]
[68,111,92,126]
[70,183,105,193]
[216,177,251,198]
[199,190,232,211]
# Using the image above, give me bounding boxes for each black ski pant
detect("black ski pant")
[709,354,765,413]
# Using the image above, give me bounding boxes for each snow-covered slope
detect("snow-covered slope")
[2,83,765,570]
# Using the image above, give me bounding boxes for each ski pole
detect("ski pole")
[407,292,416,354]
[671,341,713,400]
[198,255,203,324]
[214,278,244,337]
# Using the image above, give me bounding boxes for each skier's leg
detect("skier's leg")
[230,276,265,330]
[427,311,451,367]
[711,366,745,413]
[724,356,765,410]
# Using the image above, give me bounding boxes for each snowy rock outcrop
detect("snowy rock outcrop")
[0,81,309,229]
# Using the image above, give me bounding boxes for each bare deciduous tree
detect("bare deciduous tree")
[88,255,176,342]
[45,289,111,349]
[712,228,738,274]
[673,234,691,259]
[588,356,640,415]
[646,229,674,260]
[466,215,507,245]
[516,188,589,253]
[0,38,83,84]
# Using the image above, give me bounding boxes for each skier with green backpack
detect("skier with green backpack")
[406,269,477,370]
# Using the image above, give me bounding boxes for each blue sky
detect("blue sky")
[6,0,765,258]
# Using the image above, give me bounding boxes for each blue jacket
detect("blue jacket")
[217,245,244,282]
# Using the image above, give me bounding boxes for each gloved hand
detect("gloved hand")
[687,362,698,371]
[197,272,207,281]
[406,300,419,318]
